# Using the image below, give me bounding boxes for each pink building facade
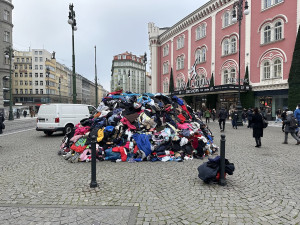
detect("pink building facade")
[148,0,300,118]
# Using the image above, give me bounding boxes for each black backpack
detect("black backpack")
[290,116,298,129]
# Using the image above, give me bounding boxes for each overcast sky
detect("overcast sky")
[13,0,207,91]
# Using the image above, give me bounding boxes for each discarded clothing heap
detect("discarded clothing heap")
[197,156,235,184]
[58,91,219,163]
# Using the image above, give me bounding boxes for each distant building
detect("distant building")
[0,0,14,114]
[148,0,299,117]
[110,52,147,93]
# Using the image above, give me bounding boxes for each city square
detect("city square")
[0,119,300,224]
[1,0,300,224]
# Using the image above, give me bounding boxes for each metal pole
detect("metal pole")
[219,134,227,186]
[90,134,98,188]
[8,47,13,120]
[72,27,76,103]
[236,0,243,126]
[95,46,98,106]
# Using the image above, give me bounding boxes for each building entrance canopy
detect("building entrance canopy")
[172,84,251,96]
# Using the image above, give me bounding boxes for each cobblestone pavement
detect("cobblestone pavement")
[0,121,299,224]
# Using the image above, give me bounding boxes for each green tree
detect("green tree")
[114,86,123,92]
[169,68,174,94]
[206,73,218,109]
[288,25,300,109]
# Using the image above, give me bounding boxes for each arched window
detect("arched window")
[196,26,201,40]
[163,45,169,57]
[230,69,236,83]
[264,0,272,8]
[231,37,236,53]
[274,21,282,40]
[201,48,206,62]
[195,49,201,63]
[224,70,229,84]
[264,25,271,43]
[201,24,206,37]
[274,59,282,78]
[177,36,184,49]
[176,75,185,90]
[224,12,229,27]
[223,39,229,55]
[263,61,271,79]
[163,62,169,74]
[176,56,184,70]
[163,79,169,93]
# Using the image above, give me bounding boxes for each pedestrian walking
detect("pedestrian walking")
[252,107,264,148]
[23,110,27,118]
[282,111,300,145]
[281,108,288,132]
[0,112,5,134]
[294,104,300,127]
[275,108,282,123]
[218,107,228,132]
[197,109,203,119]
[242,109,247,124]
[204,109,211,124]
[231,109,238,129]
[247,108,253,128]
[211,109,216,122]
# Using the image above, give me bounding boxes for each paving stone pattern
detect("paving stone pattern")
[0,122,299,224]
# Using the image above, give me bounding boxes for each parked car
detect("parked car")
[36,104,96,135]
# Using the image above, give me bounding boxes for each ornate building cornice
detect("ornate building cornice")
[159,0,233,44]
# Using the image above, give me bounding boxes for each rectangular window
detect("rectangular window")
[19,81,23,85]
[15,73,18,77]
[35,57,38,62]
[35,89,38,94]
[40,81,43,86]
[29,81,32,85]
[4,31,10,42]
[40,73,43,77]
[40,65,43,70]
[35,81,38,85]
[15,81,18,86]
[25,89,28,94]
[24,73,28,77]
[20,89,23,94]
[39,57,43,62]
[30,89,32,94]
[25,81,28,85]
[21,58,24,62]
[15,89,18,94]
[35,51,38,55]
[4,10,9,21]
[26,58,29,63]
[29,73,32,77]
[15,65,18,69]
[24,65,27,69]
[39,51,42,55]
[29,65,32,69]
[35,65,38,70]
[35,73,38,77]
[20,73,23,77]
[40,89,43,94]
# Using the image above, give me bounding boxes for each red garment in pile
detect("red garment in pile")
[112,146,127,162]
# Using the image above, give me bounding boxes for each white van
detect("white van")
[36,104,96,135]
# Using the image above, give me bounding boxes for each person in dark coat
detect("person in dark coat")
[0,112,5,134]
[247,108,253,128]
[252,107,264,147]
[218,107,228,132]
[281,108,288,132]
[282,111,300,145]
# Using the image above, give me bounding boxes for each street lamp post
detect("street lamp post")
[143,52,147,94]
[94,46,98,107]
[128,70,130,92]
[4,46,14,120]
[68,3,77,104]
[232,0,249,126]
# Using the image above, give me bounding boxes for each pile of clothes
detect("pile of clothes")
[58,91,219,163]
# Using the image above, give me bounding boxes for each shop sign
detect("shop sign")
[172,84,251,95]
